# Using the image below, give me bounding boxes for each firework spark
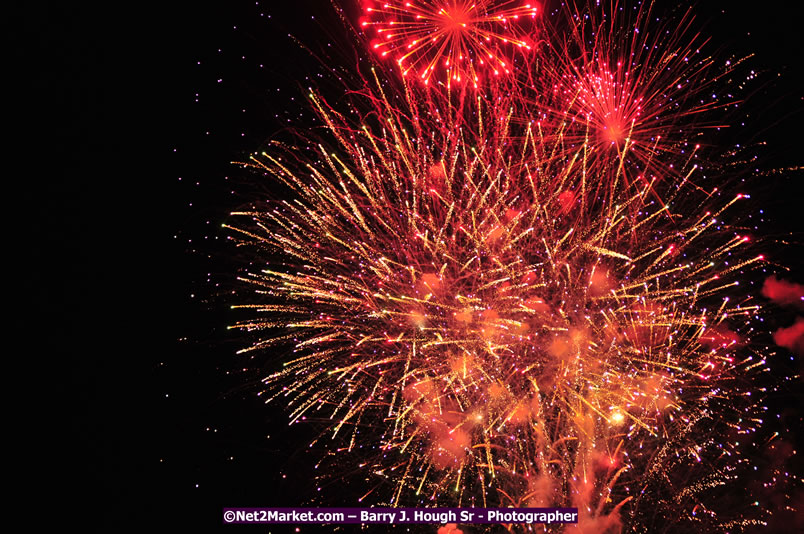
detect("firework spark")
[361,0,540,86]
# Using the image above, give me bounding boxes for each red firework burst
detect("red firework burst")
[361,0,540,86]
[532,2,734,190]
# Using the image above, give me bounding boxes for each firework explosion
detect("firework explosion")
[226,1,786,531]
[529,1,739,191]
[361,0,539,86]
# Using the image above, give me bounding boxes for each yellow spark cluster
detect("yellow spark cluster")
[227,66,766,529]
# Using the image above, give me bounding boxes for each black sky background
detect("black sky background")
[10,1,802,532]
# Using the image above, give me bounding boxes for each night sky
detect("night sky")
[14,1,802,533]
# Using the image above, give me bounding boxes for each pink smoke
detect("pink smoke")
[761,276,804,309]
[773,317,804,355]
